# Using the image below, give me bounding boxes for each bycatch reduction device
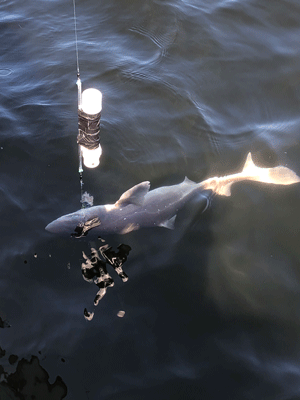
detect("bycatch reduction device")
[73,0,102,171]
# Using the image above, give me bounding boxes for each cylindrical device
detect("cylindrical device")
[77,88,103,168]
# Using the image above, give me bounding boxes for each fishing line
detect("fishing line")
[72,0,84,205]
[72,0,80,77]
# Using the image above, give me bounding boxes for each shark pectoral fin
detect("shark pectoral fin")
[115,181,150,207]
[120,223,140,234]
[159,214,177,230]
[217,182,232,196]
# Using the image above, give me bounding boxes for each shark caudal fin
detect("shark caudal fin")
[203,153,300,197]
[266,165,300,185]
[242,152,300,185]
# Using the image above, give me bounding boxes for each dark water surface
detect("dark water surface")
[1,0,300,398]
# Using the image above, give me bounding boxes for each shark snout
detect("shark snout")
[45,216,75,234]
[45,210,87,234]
[45,219,62,233]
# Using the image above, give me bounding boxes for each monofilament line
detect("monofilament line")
[72,0,83,202]
[73,0,80,76]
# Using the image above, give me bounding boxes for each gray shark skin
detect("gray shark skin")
[45,153,300,236]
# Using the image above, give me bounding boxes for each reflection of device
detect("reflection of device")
[81,243,131,320]
[99,244,131,282]
[81,248,114,307]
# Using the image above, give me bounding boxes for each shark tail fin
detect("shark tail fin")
[242,152,300,185]
[203,152,300,197]
[267,166,300,185]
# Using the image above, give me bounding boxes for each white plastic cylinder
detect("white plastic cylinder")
[81,144,102,168]
[80,88,103,168]
[82,88,102,115]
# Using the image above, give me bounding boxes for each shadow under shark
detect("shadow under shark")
[45,153,300,236]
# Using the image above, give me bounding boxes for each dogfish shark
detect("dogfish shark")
[45,153,300,236]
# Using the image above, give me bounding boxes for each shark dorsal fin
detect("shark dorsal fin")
[217,153,255,196]
[242,152,255,173]
[115,181,150,207]
[183,176,195,185]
